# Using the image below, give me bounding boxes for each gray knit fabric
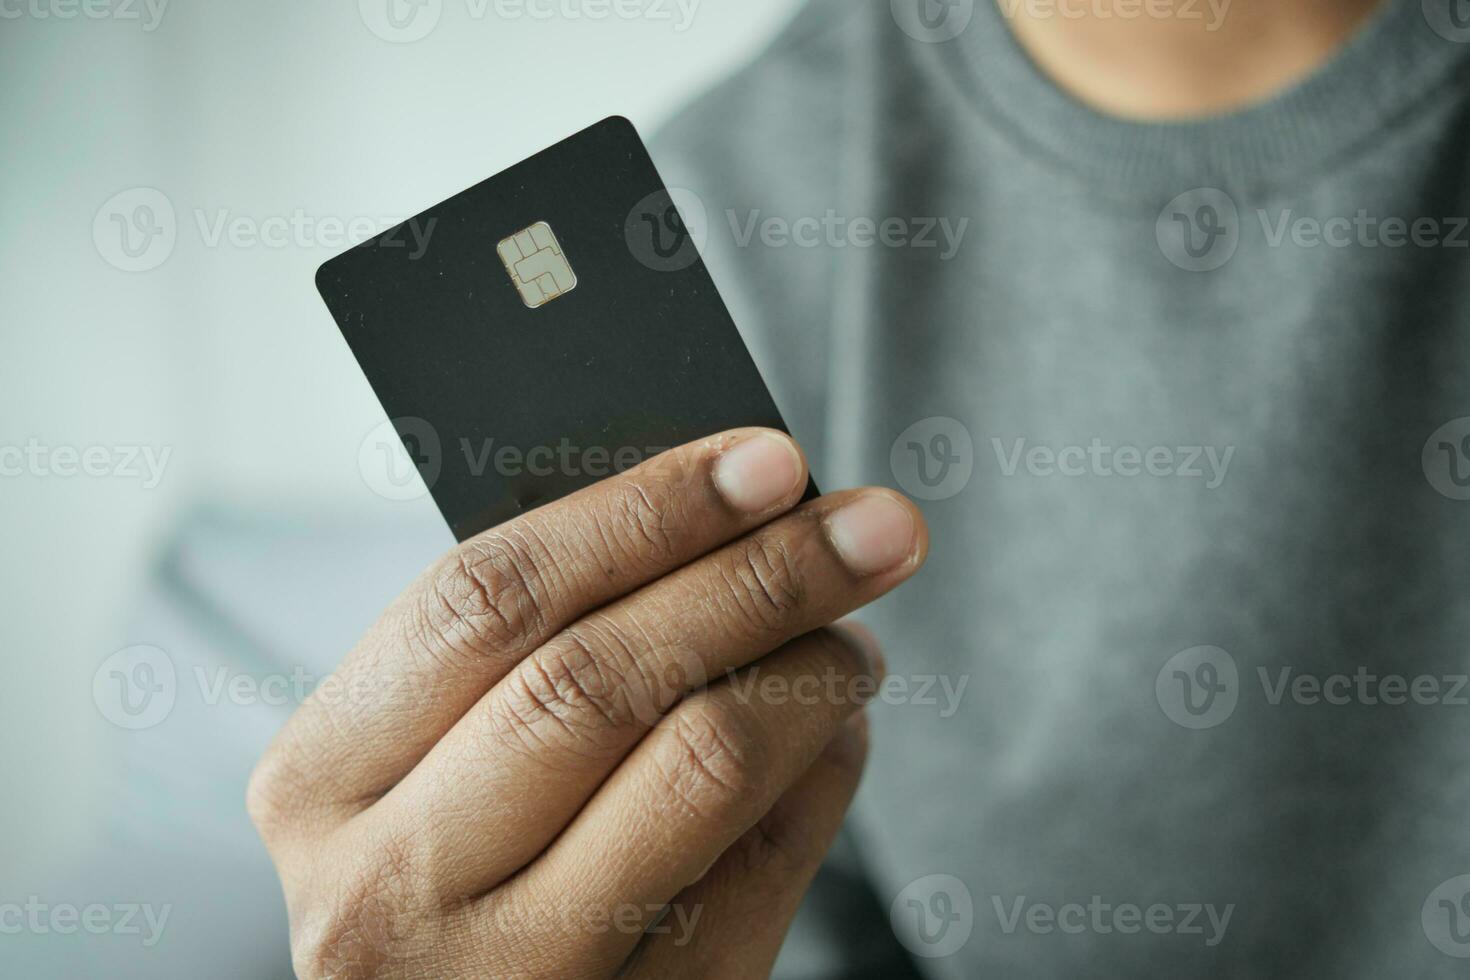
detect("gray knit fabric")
[652,1,1470,976]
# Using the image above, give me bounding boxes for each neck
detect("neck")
[996,0,1385,120]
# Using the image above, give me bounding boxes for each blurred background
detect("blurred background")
[1,0,804,973]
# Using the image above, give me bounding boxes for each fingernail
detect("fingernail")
[712,432,803,513]
[825,493,918,575]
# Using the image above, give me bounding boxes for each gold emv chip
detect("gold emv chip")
[497,221,577,309]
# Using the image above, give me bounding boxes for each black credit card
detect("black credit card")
[317,115,814,542]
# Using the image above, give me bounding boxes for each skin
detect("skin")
[249,428,929,978]
[998,0,1385,119]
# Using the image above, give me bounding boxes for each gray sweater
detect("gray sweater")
[652,1,1470,976]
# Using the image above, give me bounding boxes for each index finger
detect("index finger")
[248,427,810,836]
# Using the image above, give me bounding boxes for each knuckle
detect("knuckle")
[656,707,764,821]
[291,901,380,980]
[723,533,806,635]
[497,629,641,741]
[417,530,554,659]
[290,835,430,979]
[809,628,874,685]
[798,629,882,713]
[605,472,688,565]
[724,806,816,881]
[246,750,304,835]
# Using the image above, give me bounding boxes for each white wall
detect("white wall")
[0,0,805,881]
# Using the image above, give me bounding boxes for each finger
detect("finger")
[378,490,923,897]
[248,428,809,836]
[623,712,869,980]
[484,626,883,973]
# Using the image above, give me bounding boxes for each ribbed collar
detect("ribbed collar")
[941,0,1470,197]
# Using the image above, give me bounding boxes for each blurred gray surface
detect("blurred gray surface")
[3,508,448,977]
